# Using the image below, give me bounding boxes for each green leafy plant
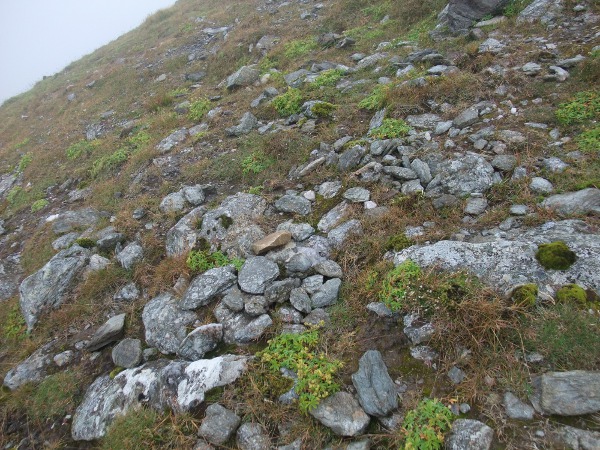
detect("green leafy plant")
[272,88,303,116]
[126,130,151,151]
[30,198,49,212]
[401,398,454,449]
[283,38,317,58]
[17,153,33,172]
[312,69,344,88]
[511,284,538,308]
[75,237,97,249]
[369,118,411,139]
[310,101,337,118]
[188,98,211,122]
[379,260,422,311]
[186,249,244,273]
[386,233,414,252]
[358,85,390,110]
[248,185,264,195]
[577,125,600,153]
[259,330,343,413]
[555,91,600,126]
[90,148,129,178]
[241,151,274,175]
[66,140,98,160]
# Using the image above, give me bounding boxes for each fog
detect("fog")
[0,0,178,104]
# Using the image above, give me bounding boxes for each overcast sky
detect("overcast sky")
[0,0,178,104]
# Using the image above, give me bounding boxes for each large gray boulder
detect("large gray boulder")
[238,257,280,294]
[393,220,600,296]
[442,0,510,33]
[445,419,494,450]
[180,266,237,310]
[166,206,206,257]
[351,350,398,417]
[19,245,90,330]
[533,371,600,416]
[227,65,260,89]
[3,341,55,390]
[71,355,248,441]
[541,188,600,217]
[426,153,495,197]
[142,293,197,354]
[517,0,563,24]
[309,392,370,436]
[50,208,102,234]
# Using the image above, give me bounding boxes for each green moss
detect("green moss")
[536,241,577,270]
[312,69,344,88]
[109,367,125,379]
[385,233,414,252]
[218,214,233,229]
[272,88,303,117]
[311,101,336,118]
[368,118,411,139]
[30,198,49,213]
[556,284,588,307]
[187,98,211,122]
[75,237,97,249]
[511,284,538,308]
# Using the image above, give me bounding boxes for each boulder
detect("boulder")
[504,392,534,420]
[111,338,143,368]
[443,0,510,33]
[156,128,188,153]
[214,304,273,344]
[541,188,600,216]
[517,0,563,24]
[445,419,494,450]
[226,112,258,137]
[178,324,223,360]
[309,392,370,436]
[116,242,143,270]
[71,355,248,441]
[198,403,241,445]
[19,245,90,330]
[181,266,237,310]
[227,65,260,89]
[238,257,280,294]
[534,371,600,416]
[425,153,495,197]
[142,293,197,354]
[87,313,126,351]
[351,350,398,417]
[274,195,312,216]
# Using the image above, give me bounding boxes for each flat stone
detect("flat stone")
[530,177,554,194]
[87,314,126,352]
[464,197,488,216]
[534,370,600,416]
[311,278,341,308]
[309,392,370,436]
[541,188,600,216]
[504,391,534,420]
[318,202,349,233]
[3,342,54,390]
[199,403,241,445]
[112,338,143,368]
[181,266,237,309]
[343,187,370,203]
[252,231,292,255]
[275,195,312,216]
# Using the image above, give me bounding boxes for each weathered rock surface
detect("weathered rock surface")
[351,350,398,417]
[50,208,102,234]
[309,392,370,436]
[227,65,260,89]
[87,313,126,352]
[541,189,600,216]
[3,342,54,390]
[116,242,143,269]
[111,338,143,369]
[504,391,534,420]
[19,245,90,330]
[426,153,495,197]
[558,426,600,450]
[236,423,272,450]
[178,324,223,360]
[238,257,280,294]
[71,355,248,441]
[252,230,292,255]
[198,403,241,445]
[533,371,600,416]
[393,220,600,295]
[181,266,237,309]
[214,303,273,344]
[443,0,510,33]
[446,419,494,450]
[142,293,197,354]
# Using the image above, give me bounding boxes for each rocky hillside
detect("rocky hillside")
[1,0,599,448]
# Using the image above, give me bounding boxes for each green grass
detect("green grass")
[66,140,99,160]
[369,118,411,139]
[272,88,303,116]
[577,125,600,153]
[241,151,275,175]
[555,91,600,126]
[283,38,317,58]
[2,301,27,342]
[312,69,344,88]
[503,0,534,17]
[30,198,49,212]
[187,98,211,122]
[359,85,390,110]
[17,153,32,172]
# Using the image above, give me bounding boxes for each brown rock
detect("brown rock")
[252,231,292,255]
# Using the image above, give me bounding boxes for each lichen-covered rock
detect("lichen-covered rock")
[178,324,223,360]
[274,195,312,216]
[351,350,398,417]
[236,423,271,450]
[238,257,280,294]
[50,208,102,235]
[309,392,370,436]
[446,419,494,450]
[3,342,55,390]
[426,153,495,197]
[19,245,90,330]
[541,188,600,216]
[214,303,273,344]
[181,266,237,310]
[142,293,197,354]
[71,355,248,441]
[116,242,143,269]
[112,338,143,369]
[227,65,260,89]
[198,403,241,445]
[533,371,600,416]
[166,207,206,257]
[87,313,126,352]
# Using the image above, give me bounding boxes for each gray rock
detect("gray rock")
[338,145,366,172]
[113,282,139,302]
[403,314,435,345]
[318,180,342,198]
[371,139,400,156]
[410,346,439,365]
[181,266,237,309]
[199,403,241,445]
[383,166,418,181]
[278,306,303,323]
[290,288,312,313]
[284,69,310,87]
[302,308,330,327]
[53,350,74,367]
[311,278,341,308]
[156,128,188,153]
[393,220,600,295]
[522,62,542,76]
[52,232,79,250]
[464,197,488,215]
[227,65,260,89]
[367,302,393,317]
[406,114,441,129]
[356,53,387,70]
[491,155,517,172]
[318,201,349,233]
[314,260,343,278]
[530,177,554,194]
[432,194,459,209]
[510,204,530,216]
[277,221,315,241]
[351,350,398,417]
[442,0,510,33]
[517,0,563,24]
[275,195,312,216]
[87,313,126,351]
[453,106,479,129]
[166,206,206,257]
[446,419,494,450]
[19,245,90,330]
[178,324,223,360]
[116,242,143,270]
[160,192,186,213]
[543,157,568,173]
[448,366,466,384]
[264,278,301,304]
[411,159,433,185]
[343,187,370,203]
[226,112,258,137]
[541,189,600,216]
[222,287,246,312]
[111,338,143,368]
[236,423,271,450]
[95,227,125,251]
[215,304,273,344]
[238,257,280,294]
[504,392,534,420]
[3,342,54,390]
[245,295,268,316]
[71,355,248,441]
[478,38,506,54]
[51,208,101,235]
[88,254,111,271]
[402,180,425,195]
[558,426,600,450]
[142,293,196,354]
[534,371,600,416]
[328,220,362,248]
[426,153,495,197]
[309,392,370,436]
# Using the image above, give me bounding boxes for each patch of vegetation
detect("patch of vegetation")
[358,84,390,110]
[272,88,303,116]
[403,13,437,42]
[6,186,22,204]
[247,185,264,195]
[66,140,98,160]
[311,101,337,118]
[361,1,391,20]
[577,125,600,154]
[188,98,211,122]
[186,249,244,273]
[511,284,538,308]
[17,153,33,172]
[90,148,129,178]
[555,284,592,308]
[75,237,97,249]
[555,91,600,126]
[369,118,411,139]
[312,69,344,88]
[13,137,30,150]
[283,38,317,58]
[535,241,577,270]
[379,260,422,311]
[504,0,534,17]
[386,233,414,252]
[30,198,49,212]
[241,151,274,175]
[2,301,27,342]
[259,329,343,413]
[101,408,197,450]
[400,398,454,450]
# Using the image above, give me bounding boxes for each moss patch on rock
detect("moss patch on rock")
[556,284,589,307]
[511,284,538,308]
[535,241,577,270]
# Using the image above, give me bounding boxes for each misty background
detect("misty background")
[0,0,178,104]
